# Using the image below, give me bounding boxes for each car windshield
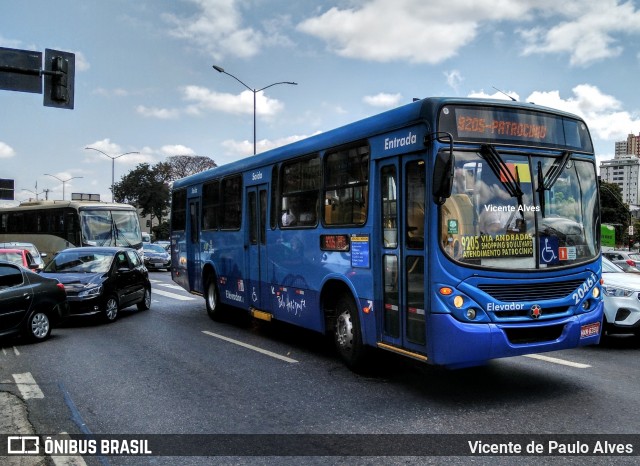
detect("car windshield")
[44,251,113,273]
[602,257,624,273]
[144,244,166,253]
[440,149,599,270]
[0,250,24,266]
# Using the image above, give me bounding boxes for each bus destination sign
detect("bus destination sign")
[438,105,593,152]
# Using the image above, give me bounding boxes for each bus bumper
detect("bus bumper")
[429,301,603,369]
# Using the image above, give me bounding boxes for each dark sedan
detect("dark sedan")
[142,243,171,271]
[0,261,68,342]
[41,247,151,322]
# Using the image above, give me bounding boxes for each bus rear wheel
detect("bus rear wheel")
[334,295,367,370]
[205,277,224,321]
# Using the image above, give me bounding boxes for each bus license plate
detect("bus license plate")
[580,322,600,338]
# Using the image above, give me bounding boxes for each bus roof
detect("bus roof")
[0,199,137,212]
[173,96,590,191]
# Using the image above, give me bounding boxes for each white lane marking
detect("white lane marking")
[51,432,88,466]
[157,283,186,291]
[153,288,196,301]
[524,354,591,368]
[202,330,298,363]
[13,372,45,399]
[13,346,20,356]
[149,279,185,290]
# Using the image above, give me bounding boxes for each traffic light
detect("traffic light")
[43,49,74,109]
[51,56,68,101]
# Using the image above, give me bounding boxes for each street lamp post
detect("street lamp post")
[212,65,297,155]
[44,174,83,201]
[21,188,46,201]
[85,147,139,202]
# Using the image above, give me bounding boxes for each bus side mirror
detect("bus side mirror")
[432,150,455,205]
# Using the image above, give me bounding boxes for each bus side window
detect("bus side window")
[280,155,320,228]
[381,166,397,248]
[324,144,369,226]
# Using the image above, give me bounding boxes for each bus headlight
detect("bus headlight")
[592,286,600,299]
[453,295,464,308]
[466,308,477,320]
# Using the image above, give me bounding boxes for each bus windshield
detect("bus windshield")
[80,209,142,248]
[440,148,599,269]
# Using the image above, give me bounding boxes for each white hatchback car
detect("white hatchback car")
[601,256,640,337]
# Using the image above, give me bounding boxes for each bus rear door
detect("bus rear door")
[378,157,428,358]
[187,195,202,293]
[246,184,269,312]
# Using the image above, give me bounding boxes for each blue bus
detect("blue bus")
[170,97,603,369]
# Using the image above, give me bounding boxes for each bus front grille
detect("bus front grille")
[478,279,584,301]
[503,324,565,344]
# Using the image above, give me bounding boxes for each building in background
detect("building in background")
[601,133,640,209]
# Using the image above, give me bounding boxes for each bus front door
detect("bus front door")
[187,198,202,293]
[379,158,427,356]
[246,185,268,311]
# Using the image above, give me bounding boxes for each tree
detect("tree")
[166,155,216,181]
[113,163,170,230]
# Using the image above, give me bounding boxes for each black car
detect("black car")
[41,247,151,322]
[142,243,172,271]
[0,261,68,342]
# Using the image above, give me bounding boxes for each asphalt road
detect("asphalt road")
[2,271,640,465]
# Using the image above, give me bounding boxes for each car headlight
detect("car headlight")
[78,285,103,298]
[602,285,635,298]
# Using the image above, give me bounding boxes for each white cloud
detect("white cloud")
[518,0,640,66]
[159,145,196,156]
[297,0,532,64]
[73,50,90,71]
[467,90,521,101]
[136,105,181,119]
[221,133,322,159]
[525,85,640,142]
[444,70,464,93]
[298,0,640,66]
[0,141,16,159]
[363,93,403,108]
[181,85,285,117]
[163,0,263,59]
[84,139,153,165]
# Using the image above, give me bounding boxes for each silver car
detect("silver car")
[601,256,640,338]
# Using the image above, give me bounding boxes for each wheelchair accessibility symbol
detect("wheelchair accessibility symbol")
[540,237,559,264]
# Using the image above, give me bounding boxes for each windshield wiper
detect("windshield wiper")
[537,151,572,218]
[480,144,524,209]
[111,214,134,248]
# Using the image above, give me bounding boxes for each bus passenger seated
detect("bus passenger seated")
[282,209,296,226]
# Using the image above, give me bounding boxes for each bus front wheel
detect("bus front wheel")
[334,295,367,369]
[205,277,223,321]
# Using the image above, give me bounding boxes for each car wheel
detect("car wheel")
[205,276,224,321]
[137,287,151,311]
[334,295,368,370]
[103,296,119,322]
[27,311,51,342]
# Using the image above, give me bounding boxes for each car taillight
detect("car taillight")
[627,259,636,267]
[56,283,66,293]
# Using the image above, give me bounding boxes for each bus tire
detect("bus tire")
[26,310,51,342]
[334,295,368,370]
[103,295,119,323]
[205,276,224,321]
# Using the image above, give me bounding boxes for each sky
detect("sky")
[2,0,640,205]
